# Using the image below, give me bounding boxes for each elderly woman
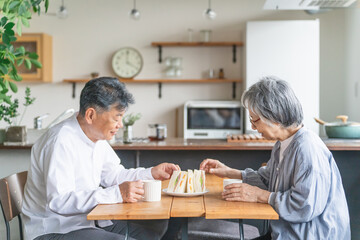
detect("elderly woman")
[200,77,350,239]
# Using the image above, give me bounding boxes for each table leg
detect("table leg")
[239,219,244,240]
[181,217,188,240]
[262,219,269,235]
[125,220,130,240]
[135,150,140,168]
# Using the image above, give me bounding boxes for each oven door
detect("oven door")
[184,101,243,139]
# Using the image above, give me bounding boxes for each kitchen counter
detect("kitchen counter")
[1,138,359,151]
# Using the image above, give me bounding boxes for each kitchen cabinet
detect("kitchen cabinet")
[13,33,52,82]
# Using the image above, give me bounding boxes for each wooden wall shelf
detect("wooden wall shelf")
[151,41,244,63]
[63,78,242,99]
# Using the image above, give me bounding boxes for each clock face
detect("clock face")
[112,47,143,78]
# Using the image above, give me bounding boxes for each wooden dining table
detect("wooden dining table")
[87,174,279,240]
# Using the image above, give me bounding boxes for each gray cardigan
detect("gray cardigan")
[242,127,350,239]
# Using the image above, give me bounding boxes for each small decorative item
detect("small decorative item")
[90,72,99,78]
[164,57,183,78]
[187,28,194,42]
[122,113,141,143]
[0,87,36,144]
[200,29,212,42]
[219,68,225,79]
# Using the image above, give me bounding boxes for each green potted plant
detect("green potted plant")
[0,86,35,143]
[0,1,48,144]
[122,113,141,143]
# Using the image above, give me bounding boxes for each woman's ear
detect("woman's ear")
[84,108,97,124]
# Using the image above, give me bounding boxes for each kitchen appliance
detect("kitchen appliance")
[314,115,360,139]
[181,100,243,139]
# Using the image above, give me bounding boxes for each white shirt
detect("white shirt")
[22,114,153,240]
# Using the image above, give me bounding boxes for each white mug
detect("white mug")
[142,180,162,202]
[223,179,243,191]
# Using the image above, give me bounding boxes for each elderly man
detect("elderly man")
[22,77,179,240]
[200,76,350,239]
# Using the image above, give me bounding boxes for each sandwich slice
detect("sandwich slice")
[186,170,194,193]
[167,170,181,193]
[194,169,206,193]
[173,171,188,193]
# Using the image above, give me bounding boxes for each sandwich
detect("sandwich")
[194,169,206,193]
[173,171,188,193]
[167,170,181,192]
[186,169,194,193]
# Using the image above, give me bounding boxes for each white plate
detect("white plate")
[162,188,209,197]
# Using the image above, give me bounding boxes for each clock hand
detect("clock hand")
[127,62,138,69]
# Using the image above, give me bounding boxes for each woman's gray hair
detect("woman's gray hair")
[241,76,303,128]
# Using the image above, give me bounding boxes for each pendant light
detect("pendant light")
[203,0,217,20]
[129,0,141,20]
[57,0,68,19]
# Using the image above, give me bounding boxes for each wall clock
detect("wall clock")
[112,47,143,79]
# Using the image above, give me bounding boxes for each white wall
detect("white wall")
[0,0,352,138]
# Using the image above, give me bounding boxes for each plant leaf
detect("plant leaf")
[17,58,24,66]
[30,59,42,68]
[9,81,18,93]
[24,59,31,69]
[16,21,22,36]
[28,52,38,59]
[8,1,20,10]
[21,17,30,27]
[4,22,15,30]
[0,16,8,26]
[3,33,11,44]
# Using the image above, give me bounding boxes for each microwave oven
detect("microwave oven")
[180,100,243,139]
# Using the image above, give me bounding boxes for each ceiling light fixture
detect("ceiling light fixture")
[57,0,68,19]
[129,0,141,20]
[203,0,217,20]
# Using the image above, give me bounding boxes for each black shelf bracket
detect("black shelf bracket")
[157,45,163,63]
[158,82,162,98]
[72,82,76,98]
[232,45,237,63]
[232,82,236,99]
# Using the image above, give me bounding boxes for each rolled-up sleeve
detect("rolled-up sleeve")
[241,165,270,190]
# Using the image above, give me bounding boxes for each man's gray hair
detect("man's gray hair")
[241,76,303,128]
[79,77,134,116]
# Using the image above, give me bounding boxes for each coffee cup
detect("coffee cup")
[223,179,243,191]
[142,180,162,202]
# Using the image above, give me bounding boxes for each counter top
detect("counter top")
[1,138,359,151]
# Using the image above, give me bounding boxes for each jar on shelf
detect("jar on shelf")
[148,124,167,141]
[219,68,225,79]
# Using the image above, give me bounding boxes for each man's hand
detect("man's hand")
[222,183,271,203]
[151,163,180,180]
[199,158,232,178]
[119,180,144,203]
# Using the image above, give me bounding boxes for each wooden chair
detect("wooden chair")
[0,171,28,240]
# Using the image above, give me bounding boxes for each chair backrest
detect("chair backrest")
[0,171,28,222]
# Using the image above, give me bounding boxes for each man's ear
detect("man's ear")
[84,108,97,124]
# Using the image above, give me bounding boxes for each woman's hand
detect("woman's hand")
[151,163,181,180]
[200,158,232,178]
[222,183,271,203]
